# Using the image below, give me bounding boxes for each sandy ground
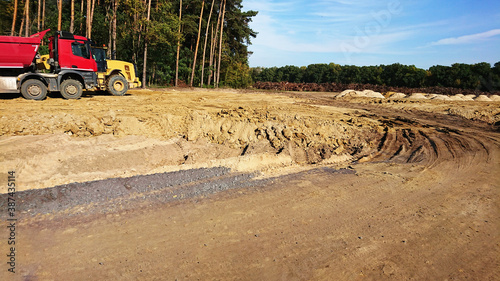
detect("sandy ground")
[0,88,499,280]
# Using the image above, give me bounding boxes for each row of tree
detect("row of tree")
[0,0,258,88]
[251,62,500,92]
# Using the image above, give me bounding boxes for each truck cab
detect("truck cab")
[45,31,98,98]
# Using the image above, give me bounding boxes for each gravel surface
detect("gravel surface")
[0,167,251,218]
[0,167,356,220]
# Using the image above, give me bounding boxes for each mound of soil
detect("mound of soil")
[253,81,500,96]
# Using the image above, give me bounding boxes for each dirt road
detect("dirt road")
[0,89,498,280]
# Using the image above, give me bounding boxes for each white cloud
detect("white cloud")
[430,29,500,46]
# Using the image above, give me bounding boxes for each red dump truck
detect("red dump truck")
[0,29,140,100]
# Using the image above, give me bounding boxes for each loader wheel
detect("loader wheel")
[107,75,128,96]
[60,79,83,99]
[21,79,47,100]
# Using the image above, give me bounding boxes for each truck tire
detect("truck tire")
[60,79,83,99]
[21,79,47,100]
[107,75,128,96]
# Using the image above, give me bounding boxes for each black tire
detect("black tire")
[21,79,47,100]
[60,79,83,99]
[107,75,128,96]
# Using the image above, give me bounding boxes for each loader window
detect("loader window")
[71,41,90,59]
[92,48,108,73]
[92,48,106,63]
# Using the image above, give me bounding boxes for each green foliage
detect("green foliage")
[252,61,500,92]
[358,66,382,85]
[39,45,49,56]
[339,65,360,84]
[280,65,303,83]
[324,63,341,83]
[0,1,13,35]
[224,61,252,88]
[303,64,329,83]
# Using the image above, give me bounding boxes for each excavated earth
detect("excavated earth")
[0,88,499,280]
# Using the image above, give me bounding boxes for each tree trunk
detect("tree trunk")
[86,0,91,37]
[11,0,18,36]
[175,0,182,87]
[133,0,145,65]
[25,0,30,36]
[201,0,215,87]
[189,0,204,87]
[89,0,96,38]
[84,0,96,38]
[108,7,112,58]
[208,3,222,86]
[19,0,27,36]
[142,0,151,88]
[37,0,41,31]
[57,0,62,30]
[112,0,118,59]
[41,0,45,31]
[135,0,146,66]
[216,0,226,88]
[80,0,84,33]
[70,0,74,33]
[151,63,155,84]
[207,26,215,86]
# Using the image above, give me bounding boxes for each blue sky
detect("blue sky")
[241,0,500,69]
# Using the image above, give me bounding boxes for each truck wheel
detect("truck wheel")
[60,79,83,99]
[21,79,47,100]
[107,75,128,96]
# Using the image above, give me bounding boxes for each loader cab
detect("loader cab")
[90,46,108,73]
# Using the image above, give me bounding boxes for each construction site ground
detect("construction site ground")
[0,88,499,280]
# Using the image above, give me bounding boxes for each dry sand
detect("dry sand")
[0,88,498,280]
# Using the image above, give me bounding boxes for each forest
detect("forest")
[251,62,500,93]
[0,0,258,88]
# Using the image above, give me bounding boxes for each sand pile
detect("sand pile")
[474,95,492,102]
[388,92,407,99]
[337,90,499,102]
[337,89,384,98]
[463,95,476,101]
[408,93,428,99]
[363,90,385,98]
[337,89,356,97]
[353,91,367,97]
[449,95,465,101]
[431,94,452,101]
